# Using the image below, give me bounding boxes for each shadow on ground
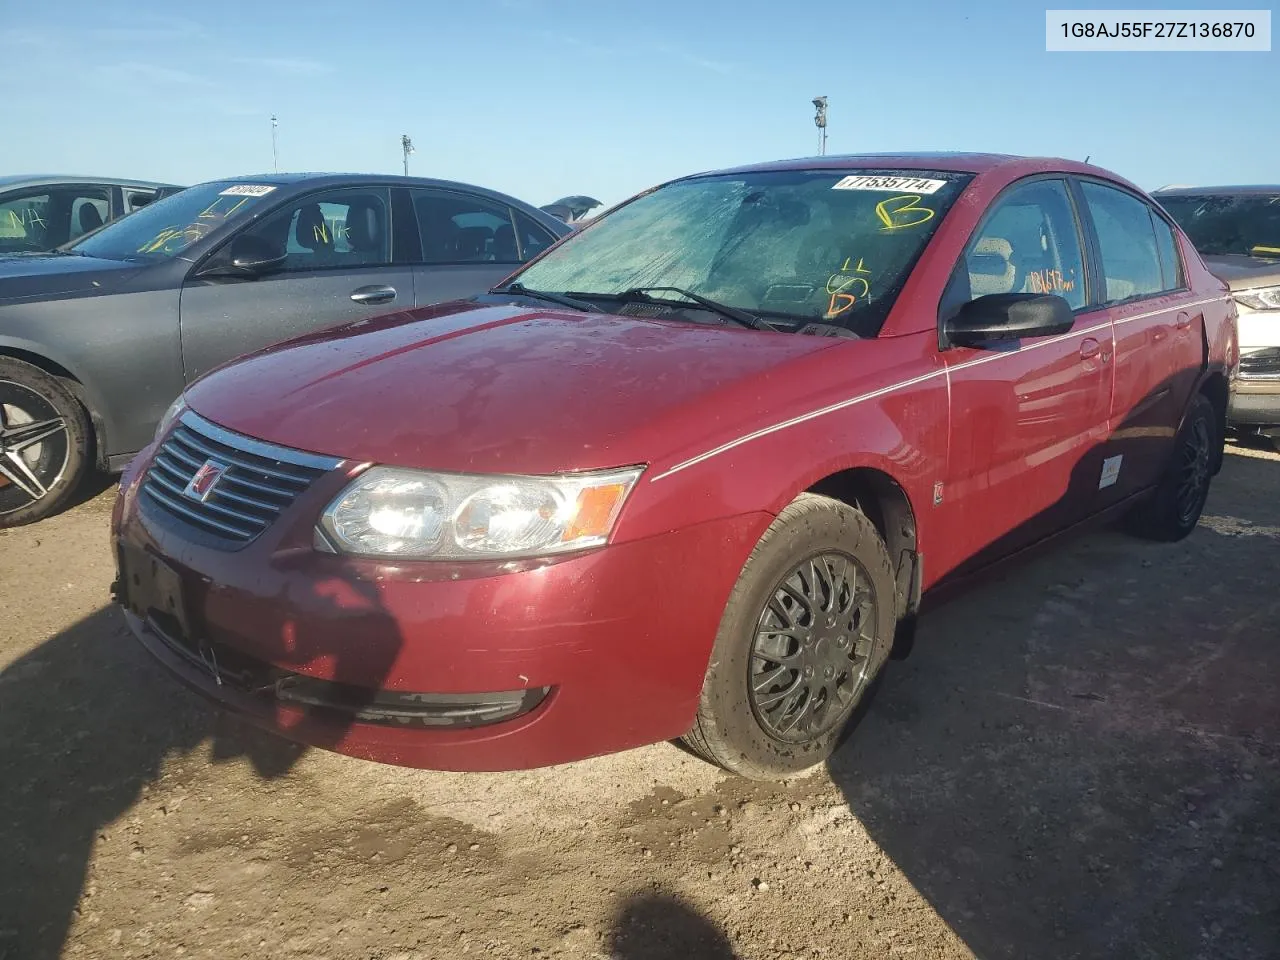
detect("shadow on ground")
[607,891,737,959]
[829,450,1280,960]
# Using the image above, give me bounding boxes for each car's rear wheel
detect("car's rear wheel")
[1126,393,1217,542]
[0,357,92,528]
[682,493,897,780]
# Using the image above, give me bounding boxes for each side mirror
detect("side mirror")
[199,234,286,278]
[943,293,1074,349]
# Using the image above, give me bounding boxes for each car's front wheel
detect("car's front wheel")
[682,493,897,780]
[1125,392,1217,542]
[0,357,92,528]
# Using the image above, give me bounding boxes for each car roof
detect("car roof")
[1152,184,1280,197]
[668,152,1146,192]
[0,174,183,190]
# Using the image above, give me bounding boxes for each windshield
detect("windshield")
[1159,193,1280,259]
[509,168,974,335]
[70,181,280,261]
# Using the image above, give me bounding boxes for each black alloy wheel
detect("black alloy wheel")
[748,552,879,743]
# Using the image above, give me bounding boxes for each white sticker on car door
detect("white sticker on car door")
[1099,455,1123,489]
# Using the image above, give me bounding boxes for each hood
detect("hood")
[185,302,841,475]
[1200,253,1280,290]
[0,253,145,301]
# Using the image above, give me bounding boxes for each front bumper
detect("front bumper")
[1228,353,1280,428]
[111,446,770,771]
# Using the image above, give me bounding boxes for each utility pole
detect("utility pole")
[271,115,279,172]
[401,134,414,176]
[812,96,828,156]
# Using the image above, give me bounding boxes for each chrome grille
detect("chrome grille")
[142,411,343,546]
[1239,348,1280,379]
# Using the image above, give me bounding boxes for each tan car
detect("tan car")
[1155,184,1280,438]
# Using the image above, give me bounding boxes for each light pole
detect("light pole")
[812,96,828,156]
[271,115,279,172]
[401,134,414,176]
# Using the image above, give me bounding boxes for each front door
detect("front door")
[935,177,1115,579]
[177,186,415,380]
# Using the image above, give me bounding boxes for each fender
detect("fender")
[0,333,116,469]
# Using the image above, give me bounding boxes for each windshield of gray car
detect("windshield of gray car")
[70,182,280,261]
[1159,193,1280,259]
[508,168,974,336]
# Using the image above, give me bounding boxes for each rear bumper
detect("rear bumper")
[112,449,769,771]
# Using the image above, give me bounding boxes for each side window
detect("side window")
[125,190,157,212]
[515,211,556,261]
[235,188,392,272]
[0,192,53,251]
[1150,210,1184,291]
[67,192,110,241]
[946,179,1087,314]
[1080,181,1166,302]
[411,189,520,264]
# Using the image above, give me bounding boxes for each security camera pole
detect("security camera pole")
[271,115,279,172]
[812,96,828,156]
[401,134,415,176]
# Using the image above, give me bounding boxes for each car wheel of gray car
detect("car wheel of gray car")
[682,493,897,780]
[0,357,92,528]
[1125,392,1217,543]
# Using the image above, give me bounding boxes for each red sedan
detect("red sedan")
[111,154,1237,779]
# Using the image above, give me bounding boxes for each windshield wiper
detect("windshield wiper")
[491,282,602,313]
[570,286,766,330]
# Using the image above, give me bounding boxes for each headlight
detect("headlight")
[155,394,186,441]
[317,466,644,560]
[1233,285,1280,311]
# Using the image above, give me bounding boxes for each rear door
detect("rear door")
[937,177,1116,575]
[1075,179,1203,500]
[177,186,415,380]
[406,188,559,306]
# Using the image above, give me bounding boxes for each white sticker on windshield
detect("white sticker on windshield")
[1099,455,1123,489]
[832,175,948,194]
[219,184,277,197]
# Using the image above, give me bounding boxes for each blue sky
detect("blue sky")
[1,0,1274,209]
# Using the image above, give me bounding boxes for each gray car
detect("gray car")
[1154,184,1280,437]
[0,174,185,253]
[0,173,571,526]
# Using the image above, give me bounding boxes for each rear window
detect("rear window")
[1159,193,1280,259]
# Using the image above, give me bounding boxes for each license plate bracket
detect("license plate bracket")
[118,541,193,642]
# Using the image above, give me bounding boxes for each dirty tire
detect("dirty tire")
[682,493,897,780]
[1126,393,1217,543]
[0,357,92,528]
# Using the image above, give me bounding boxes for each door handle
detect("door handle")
[1079,337,1101,360]
[1175,311,1194,329]
[350,285,397,306]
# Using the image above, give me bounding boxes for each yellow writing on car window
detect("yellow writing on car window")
[313,222,330,243]
[198,196,250,220]
[875,195,934,231]
[824,256,872,318]
[1026,268,1076,295]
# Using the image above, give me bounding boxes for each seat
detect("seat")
[493,224,517,261]
[455,226,491,261]
[78,203,104,233]
[344,198,385,263]
[294,204,332,252]
[968,237,1017,296]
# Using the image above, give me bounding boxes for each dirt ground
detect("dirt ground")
[1,441,1278,960]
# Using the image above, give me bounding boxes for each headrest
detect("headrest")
[294,204,331,250]
[344,199,382,251]
[78,203,104,232]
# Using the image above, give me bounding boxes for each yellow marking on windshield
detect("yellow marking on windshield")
[875,195,934,231]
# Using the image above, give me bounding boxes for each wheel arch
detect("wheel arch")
[0,341,109,471]
[804,466,921,625]
[1197,370,1229,475]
